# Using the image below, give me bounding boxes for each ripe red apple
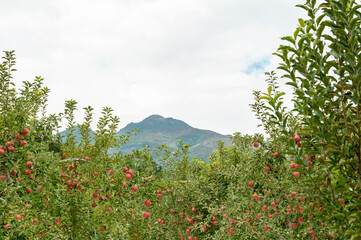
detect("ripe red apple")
[4,224,10,230]
[265,167,270,172]
[62,153,66,159]
[21,140,27,147]
[125,174,131,180]
[264,226,269,231]
[25,169,31,176]
[262,205,268,211]
[122,167,128,173]
[15,215,22,221]
[294,135,300,142]
[7,140,14,146]
[298,217,303,223]
[273,152,280,157]
[145,200,151,207]
[293,172,300,178]
[290,163,295,169]
[108,170,114,175]
[8,146,14,152]
[0,148,4,156]
[253,142,259,148]
[26,187,32,193]
[339,198,345,205]
[0,175,6,181]
[21,128,29,136]
[84,156,89,161]
[248,182,254,188]
[127,169,133,175]
[144,212,150,218]
[132,185,138,191]
[15,135,21,140]
[26,161,32,168]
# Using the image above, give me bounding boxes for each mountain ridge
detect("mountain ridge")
[60,114,231,161]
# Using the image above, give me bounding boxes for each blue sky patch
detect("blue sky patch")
[244,57,270,74]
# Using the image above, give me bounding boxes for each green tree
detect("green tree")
[254,0,361,238]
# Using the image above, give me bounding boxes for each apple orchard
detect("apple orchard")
[1,0,361,239]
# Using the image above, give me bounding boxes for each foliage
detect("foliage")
[1,0,361,239]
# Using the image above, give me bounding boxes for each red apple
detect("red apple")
[4,224,10,230]
[294,135,300,142]
[21,128,29,136]
[25,169,31,176]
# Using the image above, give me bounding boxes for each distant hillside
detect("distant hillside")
[118,114,231,160]
[60,114,232,161]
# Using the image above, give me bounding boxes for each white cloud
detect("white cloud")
[0,0,305,135]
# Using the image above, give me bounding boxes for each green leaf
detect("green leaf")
[281,36,296,45]
[346,230,357,236]
[294,27,301,39]
[338,174,345,185]
[298,18,306,27]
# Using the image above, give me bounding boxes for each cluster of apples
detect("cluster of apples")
[0,128,29,157]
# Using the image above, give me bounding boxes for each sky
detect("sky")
[0,0,305,135]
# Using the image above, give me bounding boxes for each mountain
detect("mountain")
[118,115,231,160]
[60,115,232,161]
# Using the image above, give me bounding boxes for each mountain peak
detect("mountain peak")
[143,114,165,121]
